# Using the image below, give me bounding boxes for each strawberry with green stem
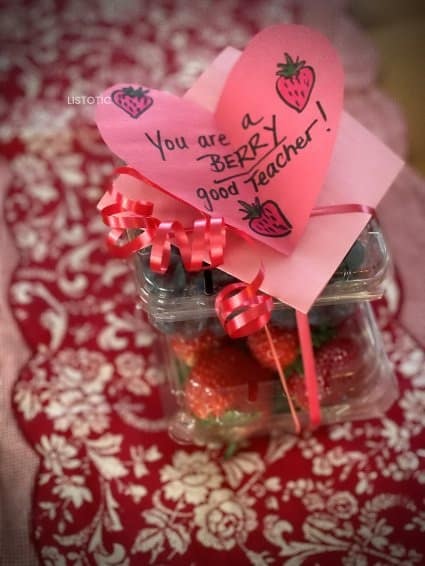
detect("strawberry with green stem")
[170,330,223,368]
[247,326,299,371]
[248,323,334,373]
[185,345,274,419]
[111,86,153,119]
[238,197,292,238]
[276,53,315,113]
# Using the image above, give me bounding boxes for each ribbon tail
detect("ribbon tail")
[295,310,321,427]
[215,265,273,338]
[264,324,301,435]
[311,203,375,217]
[106,229,154,258]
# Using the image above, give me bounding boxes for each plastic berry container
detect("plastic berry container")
[158,301,397,445]
[132,218,390,326]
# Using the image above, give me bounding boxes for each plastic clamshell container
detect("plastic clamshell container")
[158,302,397,444]
[132,219,391,328]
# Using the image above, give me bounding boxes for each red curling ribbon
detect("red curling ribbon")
[101,195,154,224]
[99,167,226,273]
[215,267,273,338]
[312,203,375,217]
[150,220,195,274]
[149,217,225,273]
[150,221,174,274]
[106,226,157,258]
[104,166,226,273]
[101,202,159,258]
[206,217,226,267]
[190,219,207,271]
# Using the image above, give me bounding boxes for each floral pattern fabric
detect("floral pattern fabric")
[1,1,424,564]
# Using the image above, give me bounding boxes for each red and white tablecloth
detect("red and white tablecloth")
[1,2,424,565]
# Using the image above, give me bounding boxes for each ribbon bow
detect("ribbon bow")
[100,166,226,273]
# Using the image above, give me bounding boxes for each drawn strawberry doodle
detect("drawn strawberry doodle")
[238,197,292,238]
[275,53,315,113]
[111,86,153,118]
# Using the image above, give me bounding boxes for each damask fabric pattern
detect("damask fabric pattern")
[1,1,425,564]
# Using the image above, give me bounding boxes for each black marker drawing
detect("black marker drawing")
[111,86,153,119]
[238,197,292,238]
[276,53,315,113]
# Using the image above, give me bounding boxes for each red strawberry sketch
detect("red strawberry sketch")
[276,53,315,113]
[111,86,153,118]
[238,197,292,238]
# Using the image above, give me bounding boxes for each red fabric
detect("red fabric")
[1,2,424,565]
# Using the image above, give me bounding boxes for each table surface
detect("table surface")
[0,2,424,565]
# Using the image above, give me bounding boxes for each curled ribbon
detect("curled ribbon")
[99,167,226,273]
[215,266,273,338]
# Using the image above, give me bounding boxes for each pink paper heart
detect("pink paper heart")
[95,25,344,255]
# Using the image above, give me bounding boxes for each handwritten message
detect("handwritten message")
[142,105,327,217]
[96,24,344,255]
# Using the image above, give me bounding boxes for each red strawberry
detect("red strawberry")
[170,331,222,367]
[315,337,361,380]
[111,86,153,119]
[276,53,315,113]
[247,326,299,371]
[238,197,292,238]
[286,372,326,410]
[287,337,362,408]
[185,346,274,419]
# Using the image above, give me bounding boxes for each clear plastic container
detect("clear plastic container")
[157,302,397,444]
[129,217,395,444]
[132,219,390,328]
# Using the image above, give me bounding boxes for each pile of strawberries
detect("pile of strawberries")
[170,318,361,422]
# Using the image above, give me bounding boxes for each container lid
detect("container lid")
[133,218,390,324]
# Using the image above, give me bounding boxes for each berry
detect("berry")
[185,346,274,419]
[247,326,299,371]
[170,330,223,367]
[307,304,355,328]
[336,240,365,276]
[136,245,187,296]
[315,337,360,380]
[210,268,239,292]
[286,336,361,409]
[270,308,297,329]
[286,373,325,410]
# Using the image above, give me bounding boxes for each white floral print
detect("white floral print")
[45,348,113,436]
[194,489,258,550]
[51,475,92,507]
[115,352,149,395]
[160,451,222,504]
[400,390,425,427]
[40,546,67,566]
[327,491,358,519]
[36,434,79,475]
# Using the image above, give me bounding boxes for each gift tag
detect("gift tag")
[96,25,344,255]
